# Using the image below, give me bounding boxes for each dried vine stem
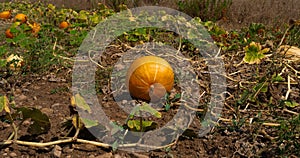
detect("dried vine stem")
[118,141,177,150]
[0,138,177,151]
[0,138,110,148]
[218,117,281,127]
[283,108,299,115]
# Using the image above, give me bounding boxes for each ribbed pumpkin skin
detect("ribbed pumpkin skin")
[126,56,174,102]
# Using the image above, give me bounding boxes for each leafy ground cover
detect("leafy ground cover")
[0,1,299,157]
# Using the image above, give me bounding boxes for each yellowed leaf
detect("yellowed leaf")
[74,94,91,113]
[0,96,10,113]
[72,115,82,129]
[3,96,10,113]
[70,96,76,107]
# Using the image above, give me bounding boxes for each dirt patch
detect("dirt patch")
[1,42,299,157]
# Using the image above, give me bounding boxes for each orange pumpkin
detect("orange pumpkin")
[5,29,13,38]
[59,21,70,29]
[0,10,11,19]
[126,56,174,102]
[14,13,27,23]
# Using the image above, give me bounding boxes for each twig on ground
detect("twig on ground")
[0,138,177,151]
[277,25,292,48]
[218,117,281,127]
[284,63,299,75]
[283,108,299,115]
[224,102,235,112]
[0,138,110,148]
[173,102,204,112]
[118,141,177,150]
[285,75,291,100]
[259,129,277,141]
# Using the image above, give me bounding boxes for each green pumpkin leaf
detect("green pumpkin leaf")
[112,140,119,151]
[139,103,162,118]
[47,4,56,10]
[129,103,162,118]
[81,117,98,128]
[253,82,268,93]
[74,94,91,113]
[17,107,51,135]
[0,59,6,68]
[285,101,299,108]
[129,106,141,119]
[90,14,100,24]
[173,93,181,100]
[165,103,171,111]
[127,120,135,129]
[110,122,123,135]
[272,74,285,82]
[127,120,153,131]
[77,10,89,21]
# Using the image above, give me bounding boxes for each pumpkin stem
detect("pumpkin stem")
[149,83,166,102]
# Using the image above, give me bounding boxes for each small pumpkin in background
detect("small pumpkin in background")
[0,10,11,19]
[126,56,174,102]
[5,29,13,38]
[5,22,21,39]
[59,21,70,29]
[14,13,27,23]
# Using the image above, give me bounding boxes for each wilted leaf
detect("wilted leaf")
[278,45,300,62]
[17,107,51,135]
[6,54,24,71]
[72,115,82,129]
[0,96,7,112]
[70,96,76,107]
[74,94,91,113]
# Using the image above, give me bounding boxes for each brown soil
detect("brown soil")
[1,43,299,157]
